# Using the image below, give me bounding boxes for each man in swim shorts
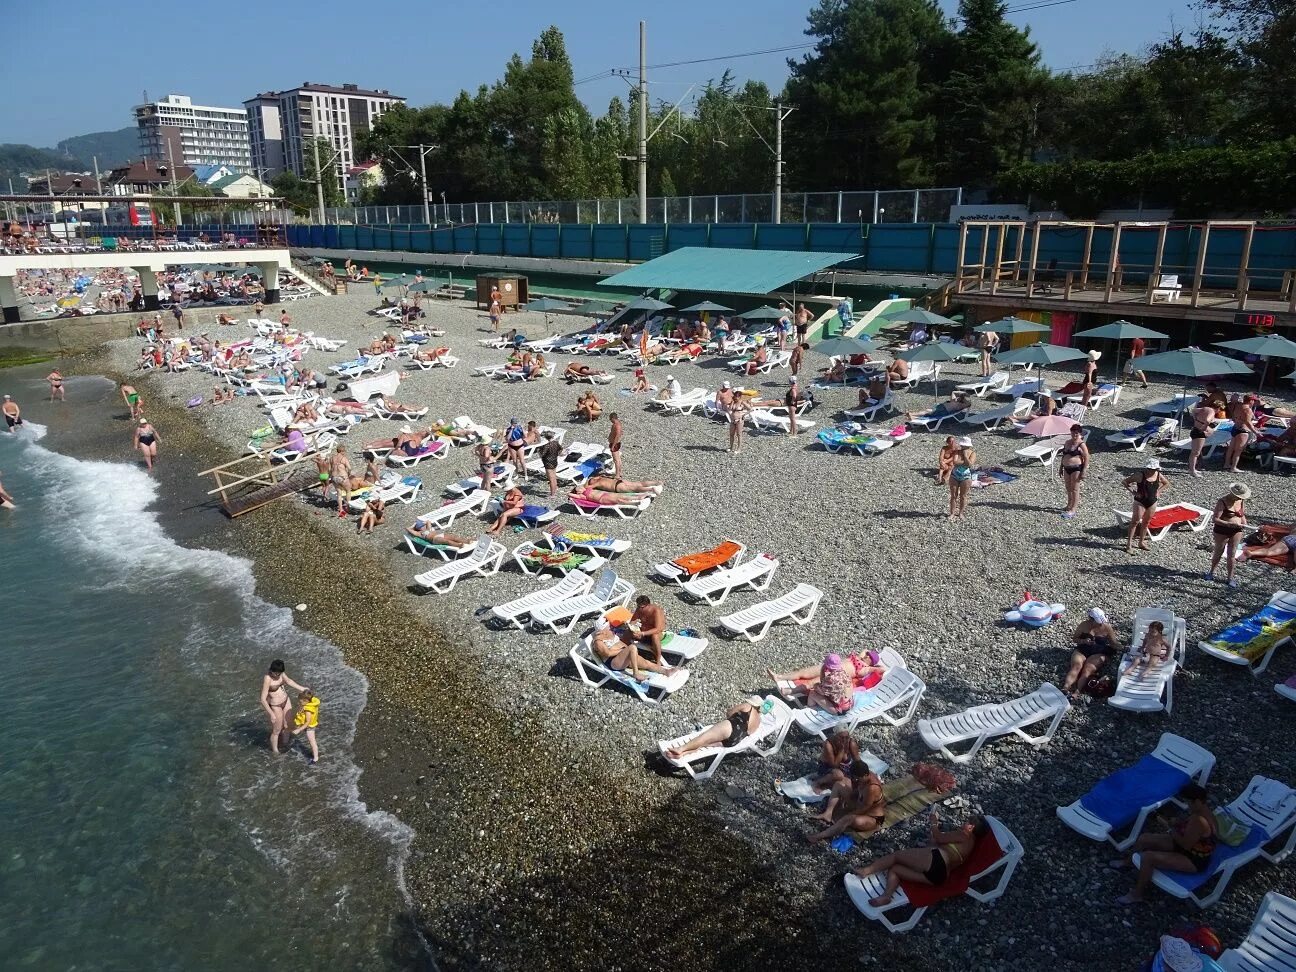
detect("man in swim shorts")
[2,394,21,431]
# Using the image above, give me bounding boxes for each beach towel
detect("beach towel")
[549,528,615,549]
[1244,525,1295,570]
[1146,504,1208,532]
[1158,826,1268,892]
[517,504,552,523]
[1078,755,1190,829]
[971,467,1017,489]
[830,774,953,852]
[604,605,632,626]
[671,541,743,576]
[900,828,1004,908]
[1204,603,1296,661]
[519,549,591,571]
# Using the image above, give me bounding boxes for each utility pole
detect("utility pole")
[165,142,181,228]
[774,101,784,224]
[637,20,647,224]
[419,143,431,225]
[313,137,326,226]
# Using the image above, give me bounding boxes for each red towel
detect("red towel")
[1147,505,1203,531]
[899,829,1003,908]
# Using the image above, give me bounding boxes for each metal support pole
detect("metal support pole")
[773,100,783,224]
[872,191,879,223]
[836,191,843,223]
[637,20,648,225]
[912,189,920,223]
[419,144,430,225]
[312,138,326,227]
[164,145,180,228]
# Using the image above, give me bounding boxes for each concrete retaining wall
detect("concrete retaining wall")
[0,315,141,354]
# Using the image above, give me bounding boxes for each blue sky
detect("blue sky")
[0,0,1201,149]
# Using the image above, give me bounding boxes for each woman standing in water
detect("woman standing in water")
[46,369,65,402]
[259,660,309,755]
[133,417,159,472]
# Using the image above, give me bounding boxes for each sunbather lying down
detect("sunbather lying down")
[664,697,763,760]
[570,484,655,506]
[770,650,885,712]
[564,362,607,380]
[376,397,422,414]
[590,617,676,681]
[904,392,969,422]
[414,346,449,362]
[328,398,373,415]
[406,521,474,549]
[586,474,663,494]
[853,812,990,906]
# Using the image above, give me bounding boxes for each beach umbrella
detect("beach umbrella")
[993,341,1088,395]
[896,342,963,363]
[380,273,414,290]
[814,335,876,387]
[1020,415,1079,438]
[1073,320,1169,382]
[1136,347,1255,419]
[627,296,673,312]
[887,308,961,329]
[526,297,573,331]
[679,300,735,315]
[739,305,789,322]
[407,279,439,293]
[973,316,1051,335]
[1214,334,1296,392]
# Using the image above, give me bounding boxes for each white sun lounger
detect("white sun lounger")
[1014,434,1072,466]
[1134,776,1296,908]
[965,398,1033,431]
[918,682,1070,764]
[386,439,449,467]
[1148,393,1196,417]
[410,353,460,370]
[414,489,491,530]
[345,474,423,511]
[1170,425,1234,458]
[567,493,654,519]
[652,540,746,586]
[843,390,895,423]
[843,815,1023,934]
[957,371,1010,397]
[658,388,709,416]
[373,400,429,421]
[908,406,968,432]
[991,378,1047,401]
[1112,503,1211,540]
[1107,418,1177,451]
[1064,383,1122,410]
[1109,607,1187,715]
[568,633,702,706]
[1056,733,1216,850]
[1218,891,1296,971]
[681,553,780,606]
[538,523,631,559]
[1277,680,1296,703]
[445,462,515,498]
[528,568,636,633]
[412,537,505,593]
[503,362,557,382]
[891,359,939,392]
[789,654,926,739]
[717,583,824,642]
[1198,591,1296,674]
[473,363,510,377]
[489,571,594,629]
[511,541,607,577]
[748,409,817,435]
[656,695,794,780]
[331,354,389,379]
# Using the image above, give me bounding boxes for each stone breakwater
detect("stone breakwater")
[98,290,1296,971]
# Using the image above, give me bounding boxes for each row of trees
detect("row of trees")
[353,0,1294,215]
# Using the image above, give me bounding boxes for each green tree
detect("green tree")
[270,171,316,215]
[785,0,953,189]
[1197,0,1296,138]
[936,0,1049,187]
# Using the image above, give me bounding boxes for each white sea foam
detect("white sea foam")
[7,429,424,953]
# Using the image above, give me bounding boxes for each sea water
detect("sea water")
[0,419,425,970]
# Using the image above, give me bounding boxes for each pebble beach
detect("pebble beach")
[90,288,1296,971]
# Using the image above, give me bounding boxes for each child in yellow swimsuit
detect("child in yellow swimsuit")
[291,689,321,764]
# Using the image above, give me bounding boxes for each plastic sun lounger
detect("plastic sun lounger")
[373,400,429,421]
[748,409,817,435]
[1014,434,1073,466]
[504,362,557,382]
[414,489,492,530]
[473,363,510,378]
[1134,776,1296,908]
[538,523,631,559]
[1056,733,1215,850]
[991,378,1047,401]
[1218,891,1296,971]
[717,583,824,643]
[908,406,968,432]
[412,537,505,594]
[658,388,708,416]
[918,683,1070,764]
[1278,678,1296,704]
[652,539,746,586]
[656,695,794,781]
[1107,418,1176,452]
[528,569,637,634]
[490,571,594,629]
[1108,608,1188,715]
[816,425,909,456]
[568,633,700,706]
[386,439,449,467]
[345,475,423,511]
[789,656,927,740]
[403,532,475,562]
[963,398,1034,432]
[566,493,654,520]
[1112,503,1211,540]
[891,360,939,392]
[680,553,780,606]
[843,816,1023,934]
[445,463,515,498]
[1063,383,1122,410]
[1198,591,1296,674]
[842,392,895,424]
[956,371,1011,397]
[511,541,606,577]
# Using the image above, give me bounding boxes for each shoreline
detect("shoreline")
[16,285,1296,971]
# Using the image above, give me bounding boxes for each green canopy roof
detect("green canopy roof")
[597,247,860,297]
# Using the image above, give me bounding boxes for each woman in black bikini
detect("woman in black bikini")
[1207,482,1250,587]
[1057,424,1089,519]
[1187,396,1216,478]
[853,810,990,907]
[1062,607,1121,696]
[259,659,309,755]
[1113,782,1217,905]
[807,762,887,844]
[663,697,763,761]
[1080,349,1101,404]
[46,370,65,402]
[1122,459,1169,552]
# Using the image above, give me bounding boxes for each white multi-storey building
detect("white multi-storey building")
[245,83,403,192]
[244,94,285,177]
[134,94,252,173]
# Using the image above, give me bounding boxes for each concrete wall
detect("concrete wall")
[298,248,631,278]
[0,314,140,354]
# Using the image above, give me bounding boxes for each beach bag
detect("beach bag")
[1084,674,1116,698]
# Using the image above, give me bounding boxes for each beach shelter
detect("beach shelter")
[679,300,735,315]
[1073,320,1169,383]
[1213,334,1296,392]
[993,341,1088,394]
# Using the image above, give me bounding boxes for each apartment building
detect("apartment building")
[245,83,403,192]
[244,94,285,177]
[134,94,252,173]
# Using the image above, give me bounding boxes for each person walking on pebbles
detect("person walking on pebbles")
[1058,424,1089,519]
[947,436,975,520]
[1123,459,1169,552]
[608,413,623,478]
[728,392,752,454]
[1206,483,1249,587]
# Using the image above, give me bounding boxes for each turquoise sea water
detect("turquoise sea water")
[0,409,424,971]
